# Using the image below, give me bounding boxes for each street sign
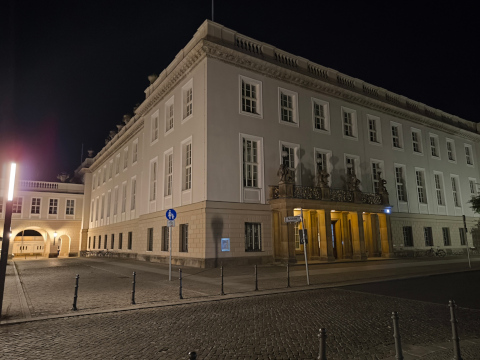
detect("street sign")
[167,220,175,227]
[166,209,177,220]
[284,216,302,223]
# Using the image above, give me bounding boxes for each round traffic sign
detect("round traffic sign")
[166,209,177,220]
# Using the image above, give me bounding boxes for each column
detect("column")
[341,212,352,259]
[370,214,380,257]
[318,210,335,261]
[378,213,394,257]
[350,211,367,260]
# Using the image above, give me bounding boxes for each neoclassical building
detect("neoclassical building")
[75,20,479,267]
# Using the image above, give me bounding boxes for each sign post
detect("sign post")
[166,209,177,281]
[284,211,309,285]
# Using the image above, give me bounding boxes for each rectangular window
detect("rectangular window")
[132,140,138,164]
[459,228,467,245]
[415,170,427,204]
[151,113,159,142]
[109,161,113,180]
[165,98,174,133]
[113,187,118,216]
[184,142,192,190]
[465,145,473,165]
[280,92,294,123]
[95,198,99,220]
[245,223,262,251]
[92,175,96,190]
[100,194,105,219]
[344,111,353,137]
[469,179,477,195]
[104,234,107,249]
[242,81,258,115]
[66,199,75,215]
[434,173,444,206]
[451,176,460,207]
[345,156,357,176]
[165,152,173,196]
[88,237,91,249]
[369,118,378,143]
[97,170,101,187]
[103,166,107,183]
[243,139,258,188]
[411,129,422,154]
[312,99,329,132]
[180,224,188,252]
[150,161,157,201]
[392,125,401,148]
[430,135,439,158]
[185,87,193,117]
[107,191,111,218]
[93,236,96,249]
[424,227,433,247]
[111,234,115,249]
[123,148,128,170]
[115,154,120,175]
[49,199,58,215]
[446,140,456,162]
[131,178,136,210]
[90,200,94,222]
[128,232,132,250]
[282,145,295,173]
[442,228,451,246]
[162,226,169,251]
[118,233,123,249]
[395,166,407,202]
[403,226,414,247]
[31,198,41,214]
[121,182,127,213]
[371,162,381,193]
[316,152,327,172]
[147,228,153,251]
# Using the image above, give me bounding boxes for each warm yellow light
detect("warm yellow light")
[54,232,58,238]
[7,163,16,201]
[294,208,302,211]
[331,210,335,212]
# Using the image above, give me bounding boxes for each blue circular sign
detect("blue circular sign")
[166,209,177,220]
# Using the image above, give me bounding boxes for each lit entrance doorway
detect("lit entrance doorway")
[13,230,45,258]
[331,222,337,259]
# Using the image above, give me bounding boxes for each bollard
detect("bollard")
[188,351,197,360]
[72,274,79,311]
[317,328,327,360]
[391,312,404,360]
[131,271,136,305]
[179,269,183,299]
[221,266,225,295]
[449,300,463,360]
[287,263,290,288]
[254,264,258,291]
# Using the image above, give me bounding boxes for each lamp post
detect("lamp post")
[0,163,17,318]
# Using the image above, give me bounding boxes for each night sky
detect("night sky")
[1,1,478,182]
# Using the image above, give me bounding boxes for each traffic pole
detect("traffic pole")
[301,208,310,285]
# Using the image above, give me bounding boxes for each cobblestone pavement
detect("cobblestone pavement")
[0,286,479,359]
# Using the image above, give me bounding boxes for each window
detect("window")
[151,112,159,142]
[92,175,96,190]
[240,76,262,117]
[88,237,91,249]
[280,142,300,183]
[90,200,94,222]
[371,161,382,193]
[165,151,173,196]
[128,232,132,250]
[31,198,41,214]
[132,140,138,164]
[109,161,113,180]
[104,235,107,249]
[345,155,360,178]
[243,138,259,188]
[312,98,329,132]
[115,154,120,175]
[113,187,118,216]
[403,226,414,247]
[430,135,440,158]
[66,199,75,215]
[121,182,127,213]
[411,129,423,154]
[180,224,188,252]
[469,178,477,196]
[314,149,332,185]
[93,236,96,249]
[434,173,444,206]
[100,194,105,219]
[415,170,427,204]
[183,140,192,191]
[279,88,298,125]
[165,97,174,133]
[465,145,474,165]
[95,198,99,221]
[367,115,381,144]
[162,226,169,251]
[294,222,301,250]
[131,178,136,210]
[183,79,194,120]
[49,199,58,215]
[150,160,157,201]
[97,171,101,187]
[147,228,153,251]
[424,227,433,247]
[459,228,467,245]
[391,123,403,149]
[245,223,262,251]
[103,166,107,183]
[123,147,128,170]
[442,228,451,246]
[119,233,123,250]
[446,139,456,162]
[451,176,461,207]
[395,166,407,202]
[111,234,115,249]
[107,191,111,218]
[342,107,357,138]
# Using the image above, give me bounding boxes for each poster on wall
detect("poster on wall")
[221,238,230,252]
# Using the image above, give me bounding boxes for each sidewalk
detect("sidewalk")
[2,255,479,324]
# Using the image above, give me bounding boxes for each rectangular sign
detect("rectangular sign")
[167,220,175,227]
[221,238,230,252]
[284,216,302,223]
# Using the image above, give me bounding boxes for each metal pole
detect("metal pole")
[287,263,290,288]
[221,266,225,295]
[462,215,471,269]
[254,265,258,291]
[189,351,197,360]
[72,274,79,311]
[179,269,183,299]
[391,312,404,360]
[169,226,172,281]
[317,328,327,360]
[131,271,136,305]
[301,208,310,285]
[0,201,13,318]
[449,300,463,360]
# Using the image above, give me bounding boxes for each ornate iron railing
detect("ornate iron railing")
[361,192,383,205]
[330,189,354,202]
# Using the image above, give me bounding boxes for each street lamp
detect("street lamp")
[0,162,17,318]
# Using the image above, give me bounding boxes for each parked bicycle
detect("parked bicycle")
[426,247,446,257]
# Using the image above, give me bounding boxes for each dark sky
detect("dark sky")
[1,1,478,181]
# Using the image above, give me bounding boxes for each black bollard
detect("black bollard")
[221,266,225,295]
[317,328,327,360]
[254,265,258,291]
[72,274,79,311]
[179,269,183,299]
[287,263,290,288]
[449,300,463,360]
[131,271,136,305]
[188,351,197,360]
[391,312,404,360]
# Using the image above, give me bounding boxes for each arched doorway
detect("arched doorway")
[58,235,71,257]
[13,230,45,258]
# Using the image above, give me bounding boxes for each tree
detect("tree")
[469,194,480,214]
